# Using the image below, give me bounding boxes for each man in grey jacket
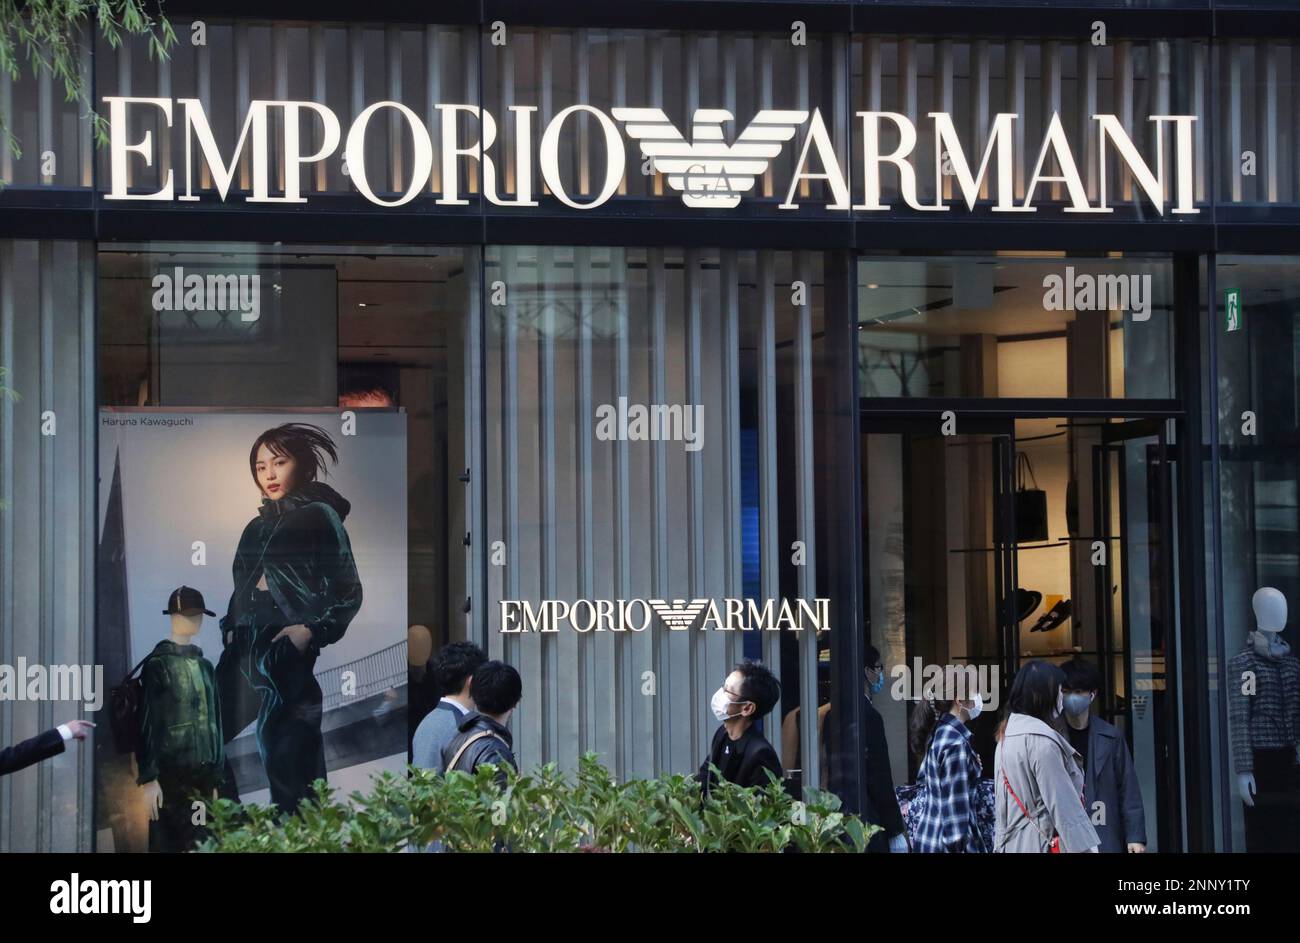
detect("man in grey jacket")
[1061,658,1148,852]
[411,641,486,772]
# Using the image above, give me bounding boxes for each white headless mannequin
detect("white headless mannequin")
[141,611,204,821]
[1238,587,1300,806]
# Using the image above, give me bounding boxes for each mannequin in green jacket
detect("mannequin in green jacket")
[215,423,363,814]
[138,587,224,853]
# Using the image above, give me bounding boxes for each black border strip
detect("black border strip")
[152,1,1231,38]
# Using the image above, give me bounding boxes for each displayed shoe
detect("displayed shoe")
[1015,588,1043,624]
[1030,598,1072,633]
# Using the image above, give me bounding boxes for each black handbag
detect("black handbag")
[108,655,151,756]
[1014,452,1049,544]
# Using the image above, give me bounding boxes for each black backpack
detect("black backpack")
[108,655,151,756]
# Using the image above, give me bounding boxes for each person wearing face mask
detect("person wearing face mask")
[906,679,988,853]
[1060,657,1147,853]
[698,661,783,798]
[861,646,908,852]
[993,660,1100,853]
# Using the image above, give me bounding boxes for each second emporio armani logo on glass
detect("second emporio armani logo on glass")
[612,108,809,208]
[499,597,830,633]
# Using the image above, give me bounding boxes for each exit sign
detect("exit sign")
[1225,288,1243,332]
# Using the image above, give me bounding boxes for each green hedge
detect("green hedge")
[196,753,878,853]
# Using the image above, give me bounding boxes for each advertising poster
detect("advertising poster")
[94,408,407,853]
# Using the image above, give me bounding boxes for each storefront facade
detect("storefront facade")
[0,1,1297,852]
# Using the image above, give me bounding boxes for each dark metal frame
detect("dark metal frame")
[139,1,1300,41]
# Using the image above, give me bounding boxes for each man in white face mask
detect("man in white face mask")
[698,661,783,798]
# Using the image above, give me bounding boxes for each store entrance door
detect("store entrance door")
[860,413,1181,851]
[1086,418,1178,852]
[859,416,1018,780]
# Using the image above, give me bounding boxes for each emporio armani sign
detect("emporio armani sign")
[104,97,1199,216]
[499,597,831,633]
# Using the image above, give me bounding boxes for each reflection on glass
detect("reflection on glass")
[1213,256,1300,852]
[857,255,1176,399]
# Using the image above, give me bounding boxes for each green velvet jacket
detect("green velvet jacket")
[137,640,224,785]
[220,480,363,653]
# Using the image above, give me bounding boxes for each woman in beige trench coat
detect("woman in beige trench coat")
[994,660,1101,854]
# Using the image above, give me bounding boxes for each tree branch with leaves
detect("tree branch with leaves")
[0,0,176,159]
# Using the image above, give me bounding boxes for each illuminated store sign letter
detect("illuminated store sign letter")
[345,101,432,207]
[781,108,851,210]
[1017,112,1100,213]
[931,112,1018,212]
[540,105,626,209]
[105,96,174,201]
[854,111,930,212]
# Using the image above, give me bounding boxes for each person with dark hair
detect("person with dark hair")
[337,367,397,409]
[994,659,1100,853]
[442,661,521,786]
[861,645,909,852]
[698,661,783,797]
[1060,657,1147,852]
[215,422,363,813]
[907,677,986,853]
[411,641,488,773]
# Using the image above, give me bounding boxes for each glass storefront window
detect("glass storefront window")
[1210,255,1300,852]
[94,242,469,851]
[857,254,1176,399]
[482,246,862,811]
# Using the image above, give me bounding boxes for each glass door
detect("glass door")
[1089,418,1178,851]
[860,416,1016,778]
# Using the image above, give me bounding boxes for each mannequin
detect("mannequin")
[137,587,225,853]
[1227,587,1300,852]
[406,624,439,750]
[408,624,433,680]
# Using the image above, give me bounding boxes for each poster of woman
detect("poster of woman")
[95,408,408,853]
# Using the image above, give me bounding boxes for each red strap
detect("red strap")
[1002,770,1053,845]
[1002,770,1030,816]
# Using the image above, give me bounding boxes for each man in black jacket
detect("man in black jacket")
[699,661,783,797]
[862,646,908,852]
[1,719,93,776]
[1061,657,1148,852]
[442,660,520,786]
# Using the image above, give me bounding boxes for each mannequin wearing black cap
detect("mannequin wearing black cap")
[137,588,224,852]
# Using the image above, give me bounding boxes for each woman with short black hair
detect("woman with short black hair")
[215,422,363,813]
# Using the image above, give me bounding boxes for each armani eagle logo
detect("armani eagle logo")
[612,107,809,208]
[648,598,711,631]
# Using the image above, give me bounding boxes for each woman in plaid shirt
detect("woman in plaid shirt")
[909,692,987,853]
